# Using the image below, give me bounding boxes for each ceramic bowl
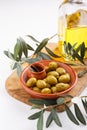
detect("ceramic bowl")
[20,60,77,99]
[27,62,46,80]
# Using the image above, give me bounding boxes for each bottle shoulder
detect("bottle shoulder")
[58,2,87,16]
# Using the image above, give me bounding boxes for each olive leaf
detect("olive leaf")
[14,42,21,60]
[37,111,44,130]
[24,56,42,63]
[51,108,62,127]
[4,50,14,60]
[14,37,34,60]
[28,110,42,120]
[11,62,18,70]
[81,99,87,114]
[16,63,22,76]
[74,103,86,125]
[18,37,34,51]
[29,99,45,105]
[80,42,85,60]
[34,38,49,54]
[46,111,53,128]
[74,53,85,64]
[27,43,35,51]
[45,46,61,58]
[27,35,40,43]
[65,104,79,125]
[21,42,28,58]
[64,42,85,64]
[29,99,56,106]
[38,52,52,60]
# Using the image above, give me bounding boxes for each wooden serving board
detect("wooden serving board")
[5,43,87,111]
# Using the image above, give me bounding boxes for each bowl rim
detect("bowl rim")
[20,60,78,99]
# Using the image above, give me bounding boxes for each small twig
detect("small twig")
[78,69,87,78]
[41,99,72,111]
[49,33,57,40]
[81,96,87,99]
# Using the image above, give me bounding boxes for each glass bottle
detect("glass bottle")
[57,0,87,58]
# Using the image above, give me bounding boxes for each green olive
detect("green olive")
[26,77,37,87]
[43,78,47,82]
[36,80,46,88]
[56,83,70,92]
[56,67,66,75]
[45,66,50,73]
[58,73,71,83]
[46,75,57,85]
[51,86,57,93]
[46,83,51,88]
[33,87,41,92]
[41,88,51,94]
[47,71,59,78]
[48,61,58,70]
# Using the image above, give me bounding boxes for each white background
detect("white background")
[0,0,87,130]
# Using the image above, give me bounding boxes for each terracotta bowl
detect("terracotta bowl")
[27,62,46,80]
[20,60,78,99]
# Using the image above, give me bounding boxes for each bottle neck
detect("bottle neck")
[69,0,87,3]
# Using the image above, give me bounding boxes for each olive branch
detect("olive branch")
[4,34,87,76]
[28,95,87,130]
[3,34,87,130]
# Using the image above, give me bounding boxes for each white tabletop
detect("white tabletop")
[0,0,87,130]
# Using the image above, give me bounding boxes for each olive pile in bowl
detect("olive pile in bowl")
[20,60,77,99]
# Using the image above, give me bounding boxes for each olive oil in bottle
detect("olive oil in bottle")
[57,0,87,59]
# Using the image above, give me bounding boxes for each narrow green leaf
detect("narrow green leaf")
[18,37,34,51]
[24,56,42,63]
[74,53,85,64]
[74,103,86,125]
[85,99,87,106]
[18,42,23,59]
[38,52,52,60]
[81,99,87,114]
[45,47,61,58]
[4,50,14,59]
[37,111,43,130]
[65,104,79,125]
[72,43,77,50]
[52,108,62,127]
[80,42,85,60]
[56,97,64,105]
[29,99,56,106]
[28,111,42,120]
[27,35,40,43]
[16,63,22,76]
[64,41,68,53]
[34,38,49,54]
[67,42,72,51]
[14,42,21,60]
[75,43,82,53]
[46,112,53,128]
[27,44,34,51]
[29,99,45,105]
[42,99,56,106]
[11,62,18,70]
[22,42,28,58]
[16,37,34,59]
